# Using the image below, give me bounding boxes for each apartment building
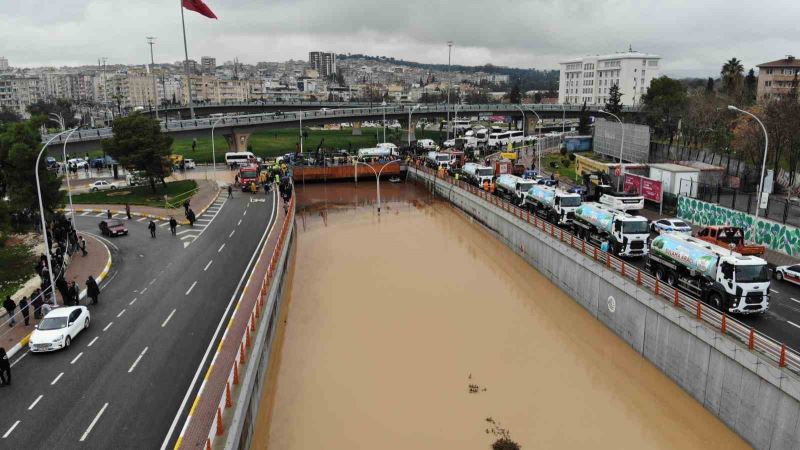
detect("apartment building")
[558,51,660,106]
[0,57,9,71]
[309,51,337,78]
[201,56,216,74]
[0,76,42,116]
[757,56,800,101]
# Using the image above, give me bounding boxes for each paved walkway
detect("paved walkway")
[69,179,221,225]
[0,233,110,355]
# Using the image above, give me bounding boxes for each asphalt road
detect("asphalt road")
[0,189,277,448]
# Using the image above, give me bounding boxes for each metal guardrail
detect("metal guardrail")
[43,103,640,145]
[416,164,800,374]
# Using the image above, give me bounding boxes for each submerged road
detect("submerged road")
[0,190,276,448]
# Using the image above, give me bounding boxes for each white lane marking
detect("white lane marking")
[28,395,43,411]
[237,219,242,226]
[140,287,148,294]
[51,372,64,385]
[162,309,176,328]
[788,321,800,330]
[10,351,28,367]
[229,230,235,238]
[117,309,126,318]
[243,209,247,216]
[113,213,125,219]
[149,278,157,285]
[71,352,83,365]
[204,260,213,271]
[102,322,113,332]
[99,269,119,289]
[791,297,800,305]
[2,421,20,439]
[80,230,119,252]
[218,243,225,253]
[128,347,149,373]
[159,221,170,228]
[80,211,91,216]
[129,298,137,306]
[185,281,197,295]
[161,190,276,450]
[176,229,198,235]
[95,212,106,217]
[180,235,195,241]
[771,289,780,294]
[79,403,109,442]
[136,217,147,222]
[196,218,212,222]
[87,336,99,347]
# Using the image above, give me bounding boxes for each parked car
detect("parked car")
[650,218,692,235]
[99,219,128,237]
[45,156,59,169]
[184,158,196,169]
[29,306,90,352]
[775,264,800,285]
[89,180,118,192]
[68,158,89,169]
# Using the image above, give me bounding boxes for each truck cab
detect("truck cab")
[553,191,582,225]
[714,254,770,313]
[610,214,650,256]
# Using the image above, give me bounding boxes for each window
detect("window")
[765,81,772,87]
[648,60,658,67]
[766,68,773,75]
[784,68,796,75]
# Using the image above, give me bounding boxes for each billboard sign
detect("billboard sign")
[624,174,663,203]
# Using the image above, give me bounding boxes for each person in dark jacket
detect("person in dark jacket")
[169,217,178,235]
[67,282,79,306]
[148,220,157,238]
[187,209,196,227]
[32,289,43,320]
[18,297,29,326]
[3,297,16,327]
[0,347,10,386]
[86,276,100,305]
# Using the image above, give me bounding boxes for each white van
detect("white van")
[417,139,436,150]
[225,151,257,167]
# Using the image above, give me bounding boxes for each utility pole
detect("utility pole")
[146,37,159,119]
[446,41,453,141]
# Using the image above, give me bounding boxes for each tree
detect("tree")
[705,77,715,94]
[0,118,63,219]
[642,76,688,149]
[102,113,173,193]
[604,84,623,114]
[0,107,22,128]
[27,99,78,128]
[508,81,521,104]
[744,69,758,104]
[578,101,591,135]
[721,57,744,97]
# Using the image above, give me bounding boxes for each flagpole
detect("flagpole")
[180,0,195,119]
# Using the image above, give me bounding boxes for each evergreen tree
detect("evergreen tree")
[604,84,623,114]
[508,81,521,104]
[705,77,715,94]
[102,113,173,193]
[578,101,591,135]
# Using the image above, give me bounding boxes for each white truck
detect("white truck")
[426,151,451,169]
[494,174,538,205]
[572,202,650,257]
[599,192,644,211]
[523,185,582,225]
[357,147,395,159]
[647,233,769,313]
[461,163,494,186]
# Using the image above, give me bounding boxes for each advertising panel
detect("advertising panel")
[624,174,663,203]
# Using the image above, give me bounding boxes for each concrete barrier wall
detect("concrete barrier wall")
[411,169,800,450]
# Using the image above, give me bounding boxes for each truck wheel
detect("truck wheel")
[666,271,678,286]
[709,293,723,311]
[655,267,665,281]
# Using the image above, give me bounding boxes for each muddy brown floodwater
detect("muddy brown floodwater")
[253,182,749,450]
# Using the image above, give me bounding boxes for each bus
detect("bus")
[225,151,257,168]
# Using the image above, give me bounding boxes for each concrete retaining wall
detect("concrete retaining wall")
[411,168,800,450]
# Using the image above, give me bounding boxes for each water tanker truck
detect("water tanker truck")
[523,185,582,225]
[461,163,494,186]
[494,174,537,205]
[572,202,649,257]
[647,233,769,313]
[426,151,451,169]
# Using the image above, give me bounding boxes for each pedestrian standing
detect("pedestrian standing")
[169,217,177,235]
[148,220,157,238]
[107,209,112,219]
[86,276,100,305]
[183,199,190,215]
[125,203,132,220]
[32,289,43,320]
[187,209,196,227]
[0,348,10,386]
[228,185,233,198]
[3,297,16,327]
[79,236,87,256]
[68,282,80,306]
[18,297,29,326]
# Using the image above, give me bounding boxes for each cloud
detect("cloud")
[1,0,797,77]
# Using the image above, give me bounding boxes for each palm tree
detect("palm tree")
[721,58,744,96]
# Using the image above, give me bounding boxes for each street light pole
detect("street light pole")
[381,101,387,143]
[729,105,769,221]
[446,41,453,141]
[147,37,159,120]
[408,104,421,149]
[210,116,223,182]
[299,111,304,155]
[37,129,75,305]
[62,126,82,224]
[525,107,542,172]
[597,109,625,192]
[561,103,565,135]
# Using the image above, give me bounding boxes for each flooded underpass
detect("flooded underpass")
[253,181,749,449]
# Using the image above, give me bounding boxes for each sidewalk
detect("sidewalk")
[69,179,221,225]
[0,234,112,357]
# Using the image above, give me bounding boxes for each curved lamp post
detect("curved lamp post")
[729,105,769,221]
[210,116,224,182]
[408,104,421,149]
[524,107,542,172]
[354,159,402,214]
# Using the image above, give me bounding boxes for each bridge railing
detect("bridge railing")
[416,163,800,375]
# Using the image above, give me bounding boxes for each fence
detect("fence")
[414,163,800,376]
[165,187,200,210]
[689,181,800,228]
[177,194,295,449]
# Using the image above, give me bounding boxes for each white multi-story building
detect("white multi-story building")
[0,57,9,71]
[558,51,660,106]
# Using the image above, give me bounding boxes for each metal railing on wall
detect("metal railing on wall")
[415,163,800,374]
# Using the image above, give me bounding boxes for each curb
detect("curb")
[6,234,113,359]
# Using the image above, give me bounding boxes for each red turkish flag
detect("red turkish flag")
[182,0,218,19]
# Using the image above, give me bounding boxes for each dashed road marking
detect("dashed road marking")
[71,352,83,364]
[237,219,242,226]
[117,309,126,318]
[162,309,176,328]
[51,372,64,385]
[204,260,213,271]
[2,421,20,439]
[150,278,157,285]
[771,289,780,294]
[79,403,109,442]
[218,243,225,253]
[95,212,106,217]
[103,322,113,332]
[28,395,43,411]
[791,298,800,305]
[136,217,147,222]
[186,281,197,296]
[159,221,170,228]
[128,347,149,373]
[140,287,148,295]
[129,298,137,306]
[229,230,235,238]
[788,321,800,330]
[87,336,99,347]
[243,210,247,216]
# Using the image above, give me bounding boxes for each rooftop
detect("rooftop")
[650,163,700,173]
[757,57,800,68]
[560,51,660,64]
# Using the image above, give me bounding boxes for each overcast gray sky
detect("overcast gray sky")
[2,0,797,77]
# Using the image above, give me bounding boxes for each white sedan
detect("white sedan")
[29,306,91,352]
[775,264,800,286]
[650,218,692,235]
[89,180,119,192]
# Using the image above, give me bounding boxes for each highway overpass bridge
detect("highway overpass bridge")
[45,103,640,153]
